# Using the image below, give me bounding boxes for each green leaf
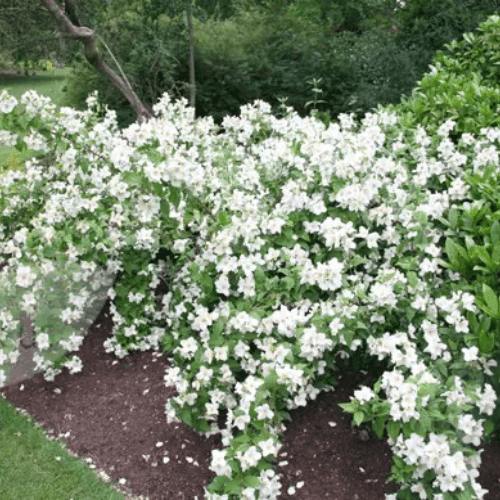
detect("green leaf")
[338,402,356,413]
[406,271,419,289]
[464,236,475,251]
[415,411,432,433]
[242,475,261,488]
[467,311,479,333]
[448,208,459,229]
[484,420,495,436]
[491,221,500,244]
[480,315,492,334]
[475,246,495,272]
[387,421,400,441]
[414,211,427,225]
[479,329,495,354]
[170,186,181,209]
[227,479,245,495]
[209,475,230,491]
[178,408,193,427]
[492,242,500,266]
[444,238,463,272]
[373,417,386,439]
[353,411,364,426]
[483,284,499,317]
[218,211,230,226]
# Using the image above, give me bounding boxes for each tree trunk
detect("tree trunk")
[42,0,152,123]
[186,0,196,111]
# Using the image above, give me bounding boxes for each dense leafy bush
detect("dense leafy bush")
[192,9,354,122]
[341,28,419,116]
[383,15,500,139]
[63,3,422,127]
[1,85,499,499]
[394,0,500,76]
[435,14,500,87]
[193,7,423,123]
[384,69,500,139]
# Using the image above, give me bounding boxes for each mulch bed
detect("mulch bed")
[1,298,500,499]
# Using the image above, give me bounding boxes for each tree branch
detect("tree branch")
[42,0,152,123]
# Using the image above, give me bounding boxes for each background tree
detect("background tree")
[186,0,196,109]
[43,0,153,122]
[0,0,73,71]
[17,0,496,129]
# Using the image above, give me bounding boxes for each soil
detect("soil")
[1,298,500,500]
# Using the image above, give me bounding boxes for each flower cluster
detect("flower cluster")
[0,89,499,499]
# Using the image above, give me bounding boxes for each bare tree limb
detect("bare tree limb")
[42,0,152,123]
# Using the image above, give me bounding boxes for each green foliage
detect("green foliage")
[436,14,500,87]
[62,11,189,129]
[192,8,354,122]
[384,14,500,137]
[62,1,421,127]
[394,0,500,71]
[193,8,418,123]
[387,70,500,137]
[0,150,24,175]
[438,179,500,360]
[341,28,419,115]
[0,0,77,68]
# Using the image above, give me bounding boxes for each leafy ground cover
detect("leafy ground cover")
[1,302,500,499]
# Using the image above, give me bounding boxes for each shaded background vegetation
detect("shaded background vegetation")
[2,0,500,128]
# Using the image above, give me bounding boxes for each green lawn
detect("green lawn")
[0,67,71,171]
[0,394,127,500]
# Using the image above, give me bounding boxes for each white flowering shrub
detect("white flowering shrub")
[0,88,499,500]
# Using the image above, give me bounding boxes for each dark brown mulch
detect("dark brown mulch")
[1,299,500,500]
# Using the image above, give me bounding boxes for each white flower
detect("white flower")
[369,283,397,308]
[259,438,280,457]
[64,356,83,374]
[0,130,17,146]
[215,274,231,296]
[0,91,18,113]
[242,487,256,500]
[16,265,37,288]
[135,227,155,250]
[462,346,479,363]
[36,333,50,351]
[402,433,425,465]
[475,384,497,416]
[214,346,229,361]
[457,414,483,446]
[255,404,274,420]
[210,449,231,477]
[233,412,251,430]
[354,386,376,404]
[127,292,145,303]
[236,446,262,471]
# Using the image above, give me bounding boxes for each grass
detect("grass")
[0,63,133,500]
[0,394,128,500]
[0,67,71,172]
